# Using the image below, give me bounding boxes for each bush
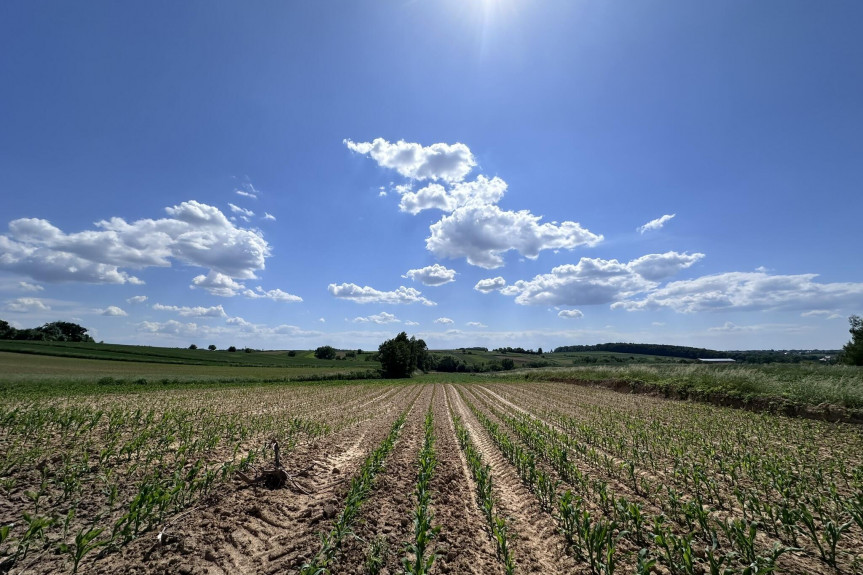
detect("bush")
[315,345,337,360]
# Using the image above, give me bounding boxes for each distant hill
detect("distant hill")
[553,343,839,363]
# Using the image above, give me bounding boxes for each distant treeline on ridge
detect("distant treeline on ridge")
[0,319,95,343]
[554,342,727,359]
[553,342,837,363]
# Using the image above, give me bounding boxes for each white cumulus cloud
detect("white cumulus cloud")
[352,312,400,325]
[101,306,128,316]
[191,272,300,302]
[500,252,702,306]
[466,321,488,328]
[348,139,603,269]
[403,264,457,286]
[558,309,584,319]
[398,176,507,215]
[614,271,863,313]
[474,277,507,293]
[427,203,602,269]
[243,286,303,302]
[328,283,436,306]
[0,200,271,285]
[126,295,148,304]
[345,138,476,183]
[434,317,454,325]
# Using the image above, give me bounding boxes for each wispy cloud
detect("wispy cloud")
[638,214,676,234]
[152,303,227,318]
[4,297,50,313]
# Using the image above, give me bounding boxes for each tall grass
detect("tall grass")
[517,364,863,410]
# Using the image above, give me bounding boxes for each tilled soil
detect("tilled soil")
[90,385,419,575]
[12,380,858,575]
[333,384,504,575]
[464,382,854,575]
[446,384,580,574]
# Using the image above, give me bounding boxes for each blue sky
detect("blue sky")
[2,0,861,351]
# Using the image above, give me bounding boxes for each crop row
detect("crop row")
[401,401,440,574]
[450,408,515,574]
[0,383,406,574]
[301,408,410,574]
[460,386,820,574]
[473,383,863,571]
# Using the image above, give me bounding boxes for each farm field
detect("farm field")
[2,377,862,574]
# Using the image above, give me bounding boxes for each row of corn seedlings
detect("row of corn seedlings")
[480,382,863,571]
[450,407,515,574]
[300,409,410,574]
[457,388,622,574]
[0,383,407,573]
[401,402,440,574]
[462,386,808,574]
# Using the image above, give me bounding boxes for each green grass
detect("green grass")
[510,363,863,412]
[0,350,384,399]
[433,348,685,369]
[0,340,374,368]
[3,340,861,416]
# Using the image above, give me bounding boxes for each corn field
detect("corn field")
[1,379,861,574]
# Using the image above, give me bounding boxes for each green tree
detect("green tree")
[378,332,428,378]
[0,320,16,339]
[208,344,217,351]
[188,344,197,350]
[314,345,337,360]
[37,321,94,342]
[842,315,863,366]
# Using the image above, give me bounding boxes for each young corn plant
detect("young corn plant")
[59,526,108,574]
[402,408,440,575]
[451,413,515,575]
[301,410,408,575]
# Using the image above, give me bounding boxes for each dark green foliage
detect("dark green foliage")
[227,346,237,353]
[207,344,217,351]
[842,315,863,366]
[0,319,94,342]
[494,346,543,355]
[434,355,464,373]
[314,345,337,360]
[0,320,14,339]
[188,344,197,350]
[378,332,428,378]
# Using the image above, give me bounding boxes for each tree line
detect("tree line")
[0,319,94,342]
